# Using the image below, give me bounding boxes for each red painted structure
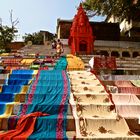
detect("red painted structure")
[68,4,95,55]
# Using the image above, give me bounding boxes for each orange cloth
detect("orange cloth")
[0,112,49,140]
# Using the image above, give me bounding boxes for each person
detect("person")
[51,40,56,49]
[56,39,63,58]
[35,53,39,59]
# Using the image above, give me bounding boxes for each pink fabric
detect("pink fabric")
[56,71,68,139]
[20,70,41,116]
[114,81,134,87]
[112,94,140,118]
[118,87,140,94]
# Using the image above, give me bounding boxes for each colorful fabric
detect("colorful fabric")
[69,71,138,139]
[5,66,20,70]
[0,112,49,140]
[21,59,35,65]
[94,56,116,70]
[114,81,134,87]
[112,94,140,118]
[54,56,68,70]
[0,70,34,118]
[118,87,140,94]
[9,70,70,139]
[66,54,85,71]
[98,75,140,81]
[3,59,22,65]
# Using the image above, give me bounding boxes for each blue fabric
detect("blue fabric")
[11,70,34,74]
[0,104,6,115]
[7,79,30,85]
[18,70,70,139]
[9,74,33,80]
[54,56,68,70]
[0,94,15,102]
[2,85,22,94]
[0,70,34,115]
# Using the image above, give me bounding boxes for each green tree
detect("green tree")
[83,0,140,22]
[23,32,44,45]
[0,10,18,52]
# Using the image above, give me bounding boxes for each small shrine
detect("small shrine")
[68,4,95,55]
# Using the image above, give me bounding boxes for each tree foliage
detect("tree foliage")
[23,32,44,45]
[83,0,140,22]
[0,10,18,52]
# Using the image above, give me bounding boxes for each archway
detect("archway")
[111,51,120,57]
[122,51,130,57]
[133,51,139,58]
[100,50,109,56]
[79,40,87,52]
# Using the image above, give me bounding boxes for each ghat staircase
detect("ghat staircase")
[0,53,140,139]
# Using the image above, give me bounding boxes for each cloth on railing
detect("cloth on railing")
[118,87,140,94]
[0,112,49,140]
[54,56,68,70]
[94,56,116,70]
[114,81,134,87]
[131,80,140,87]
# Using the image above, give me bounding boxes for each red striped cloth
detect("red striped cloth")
[94,56,116,70]
[3,59,22,65]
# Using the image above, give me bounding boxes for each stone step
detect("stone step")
[0,114,75,131]
[11,103,73,116]
[1,112,140,137]
[72,93,111,104]
[67,130,140,140]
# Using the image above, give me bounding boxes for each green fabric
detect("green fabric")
[30,65,40,70]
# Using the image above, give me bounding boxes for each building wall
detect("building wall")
[57,20,120,41]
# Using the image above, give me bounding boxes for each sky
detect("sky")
[0,0,105,41]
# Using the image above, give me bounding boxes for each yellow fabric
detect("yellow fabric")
[21,86,29,93]
[0,104,14,118]
[0,53,9,56]
[0,86,2,93]
[33,70,38,75]
[21,59,35,65]
[66,54,85,71]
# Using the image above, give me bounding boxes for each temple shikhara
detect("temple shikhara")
[69,4,95,55]
[0,2,140,140]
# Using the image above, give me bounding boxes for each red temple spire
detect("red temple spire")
[68,3,95,55]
